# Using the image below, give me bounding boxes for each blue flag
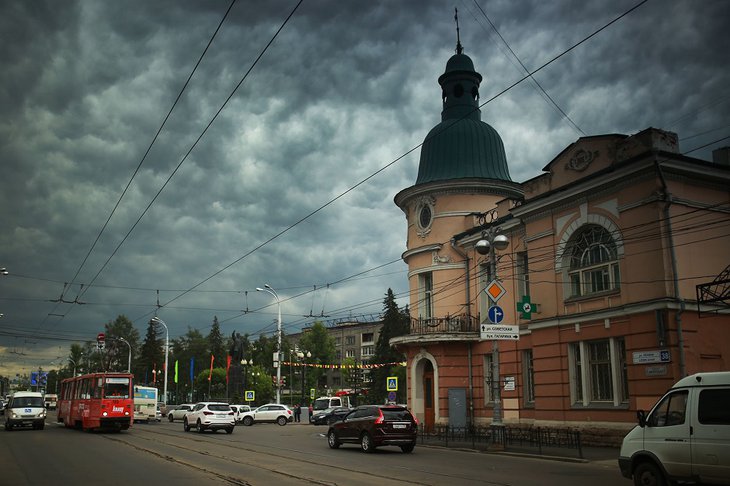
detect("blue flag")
[190,356,195,383]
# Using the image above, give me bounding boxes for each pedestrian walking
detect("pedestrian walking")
[294,403,301,422]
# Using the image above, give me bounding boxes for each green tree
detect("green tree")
[207,316,226,368]
[137,319,164,386]
[168,327,209,403]
[103,315,140,372]
[298,321,336,397]
[369,289,410,404]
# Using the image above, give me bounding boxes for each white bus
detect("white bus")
[133,386,158,423]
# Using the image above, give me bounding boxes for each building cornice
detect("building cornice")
[395,179,523,211]
[527,299,687,331]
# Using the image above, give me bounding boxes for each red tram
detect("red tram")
[57,372,134,431]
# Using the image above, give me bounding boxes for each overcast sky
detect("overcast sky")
[1,0,728,378]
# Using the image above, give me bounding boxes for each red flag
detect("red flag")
[208,354,215,381]
[226,355,232,384]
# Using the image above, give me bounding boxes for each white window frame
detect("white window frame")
[419,272,434,319]
[569,337,628,407]
[483,353,495,404]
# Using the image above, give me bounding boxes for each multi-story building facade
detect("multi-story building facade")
[391,39,730,437]
[289,320,383,392]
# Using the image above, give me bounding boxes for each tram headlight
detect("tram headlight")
[102,411,108,417]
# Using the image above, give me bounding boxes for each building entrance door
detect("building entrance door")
[423,360,434,431]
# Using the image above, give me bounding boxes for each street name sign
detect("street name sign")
[480,324,519,340]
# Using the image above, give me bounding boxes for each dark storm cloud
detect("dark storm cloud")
[1,0,728,375]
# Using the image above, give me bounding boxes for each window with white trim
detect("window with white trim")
[569,337,628,406]
[567,225,620,298]
[523,349,535,405]
[419,272,434,319]
[483,353,495,404]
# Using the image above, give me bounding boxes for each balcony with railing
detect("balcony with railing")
[392,314,482,346]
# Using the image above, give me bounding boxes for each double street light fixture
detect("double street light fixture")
[256,284,282,404]
[475,228,509,426]
[150,317,169,407]
[297,350,311,404]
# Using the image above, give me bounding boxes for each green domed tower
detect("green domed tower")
[416,42,512,184]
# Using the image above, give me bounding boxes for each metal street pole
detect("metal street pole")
[476,228,509,425]
[257,285,282,404]
[118,337,131,373]
[151,317,169,407]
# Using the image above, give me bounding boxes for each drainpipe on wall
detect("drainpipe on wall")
[655,160,687,377]
[451,238,474,426]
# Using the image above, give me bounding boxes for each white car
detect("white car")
[183,402,235,434]
[229,404,251,423]
[167,403,195,422]
[4,391,46,430]
[240,403,293,426]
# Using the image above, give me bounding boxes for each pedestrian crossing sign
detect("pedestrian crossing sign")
[245,390,255,401]
[387,377,398,391]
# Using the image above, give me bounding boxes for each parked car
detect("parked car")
[619,372,730,486]
[240,404,293,426]
[183,402,235,434]
[310,406,351,426]
[229,404,251,424]
[4,391,47,431]
[167,403,195,422]
[326,405,418,453]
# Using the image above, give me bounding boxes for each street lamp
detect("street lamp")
[476,228,509,426]
[150,317,169,407]
[68,357,77,376]
[118,337,132,373]
[241,358,252,390]
[256,284,282,404]
[297,350,311,404]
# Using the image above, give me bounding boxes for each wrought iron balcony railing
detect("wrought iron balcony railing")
[409,314,480,335]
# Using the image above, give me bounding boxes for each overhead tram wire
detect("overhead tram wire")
[63,0,305,315]
[467,0,586,136]
[40,0,239,329]
[48,0,652,335]
[150,0,650,318]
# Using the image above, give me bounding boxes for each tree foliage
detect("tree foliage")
[368,289,410,404]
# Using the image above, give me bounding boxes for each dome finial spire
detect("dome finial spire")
[454,8,463,55]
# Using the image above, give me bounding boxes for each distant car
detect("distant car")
[229,404,251,424]
[310,407,351,426]
[168,403,195,422]
[240,404,293,426]
[183,402,235,434]
[155,403,162,422]
[327,405,418,453]
[4,391,47,431]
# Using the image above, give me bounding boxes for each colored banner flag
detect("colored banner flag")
[208,354,214,381]
[189,357,195,384]
[226,355,232,384]
[174,360,179,384]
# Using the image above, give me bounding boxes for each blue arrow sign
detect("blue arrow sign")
[488,305,504,324]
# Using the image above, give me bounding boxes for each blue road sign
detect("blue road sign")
[488,305,504,324]
[388,391,397,402]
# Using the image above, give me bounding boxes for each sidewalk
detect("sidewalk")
[417,435,619,464]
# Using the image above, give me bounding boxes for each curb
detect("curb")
[418,443,590,463]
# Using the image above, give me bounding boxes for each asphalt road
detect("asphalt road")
[0,413,626,485]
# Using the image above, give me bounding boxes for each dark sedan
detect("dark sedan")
[310,407,351,426]
[326,405,418,453]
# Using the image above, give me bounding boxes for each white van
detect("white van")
[619,372,730,485]
[4,391,47,430]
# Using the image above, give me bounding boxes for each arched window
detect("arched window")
[567,225,620,297]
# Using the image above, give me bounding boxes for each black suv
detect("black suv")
[326,405,418,453]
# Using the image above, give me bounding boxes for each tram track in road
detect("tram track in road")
[100,425,509,486]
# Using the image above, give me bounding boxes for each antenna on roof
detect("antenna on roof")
[454,7,463,54]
